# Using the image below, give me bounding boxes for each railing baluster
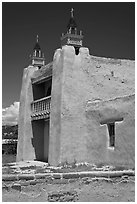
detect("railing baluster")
[38,102,39,112]
[44,101,46,111]
[36,102,37,112]
[47,101,49,110]
[40,101,41,112]
[33,103,36,112]
[42,100,44,111]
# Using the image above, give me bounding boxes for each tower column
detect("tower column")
[17,66,38,161]
[60,8,84,54]
[30,35,45,68]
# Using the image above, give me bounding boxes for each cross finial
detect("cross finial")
[71,8,74,18]
[36,35,39,43]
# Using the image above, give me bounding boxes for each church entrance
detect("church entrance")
[32,119,50,162]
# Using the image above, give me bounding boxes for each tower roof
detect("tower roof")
[67,8,77,30]
[31,35,45,68]
[61,8,83,48]
[33,35,41,50]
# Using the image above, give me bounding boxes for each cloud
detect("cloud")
[2,102,20,126]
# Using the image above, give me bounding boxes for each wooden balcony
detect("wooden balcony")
[31,96,51,121]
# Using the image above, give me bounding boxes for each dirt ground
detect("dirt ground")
[2,176,135,202]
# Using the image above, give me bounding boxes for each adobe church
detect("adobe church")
[17,9,135,168]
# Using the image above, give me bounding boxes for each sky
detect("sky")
[2,2,135,125]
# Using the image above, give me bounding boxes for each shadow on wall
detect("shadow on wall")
[31,120,45,161]
[31,119,49,162]
[85,94,135,167]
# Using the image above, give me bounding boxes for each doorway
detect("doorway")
[32,119,50,162]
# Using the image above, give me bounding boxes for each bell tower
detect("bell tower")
[30,35,45,68]
[61,8,84,54]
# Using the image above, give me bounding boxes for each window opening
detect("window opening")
[107,123,115,147]
[74,47,79,55]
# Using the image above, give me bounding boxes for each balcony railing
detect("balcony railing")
[31,96,51,120]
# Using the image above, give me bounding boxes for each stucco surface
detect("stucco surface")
[86,94,135,168]
[49,49,63,165]
[50,46,135,166]
[17,66,38,161]
[17,45,135,167]
[17,65,51,162]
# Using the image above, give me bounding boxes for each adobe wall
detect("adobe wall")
[49,49,63,165]
[17,66,38,161]
[50,45,135,167]
[17,65,50,162]
[86,94,135,168]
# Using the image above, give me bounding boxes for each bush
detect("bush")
[2,143,17,155]
[2,154,16,164]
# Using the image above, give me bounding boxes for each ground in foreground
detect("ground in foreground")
[3,176,135,202]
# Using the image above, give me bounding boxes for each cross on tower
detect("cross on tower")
[36,35,39,43]
[71,8,74,18]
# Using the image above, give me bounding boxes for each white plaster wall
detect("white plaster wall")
[16,66,38,161]
[50,45,135,167]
